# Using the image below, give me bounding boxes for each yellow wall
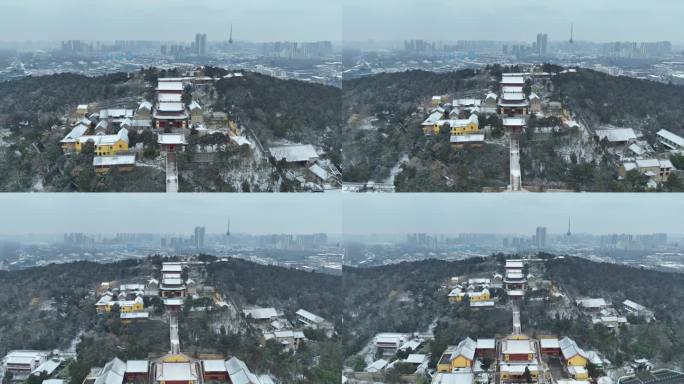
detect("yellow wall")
[470,291,490,302]
[450,123,479,136]
[501,371,539,380]
[449,291,489,302]
[423,125,441,135]
[162,354,191,363]
[567,355,587,367]
[450,355,471,369]
[120,302,144,312]
[437,362,451,373]
[97,301,143,313]
[449,295,463,303]
[573,370,589,380]
[75,139,128,156]
[503,353,533,362]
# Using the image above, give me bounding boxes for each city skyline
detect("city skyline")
[342,194,684,236]
[343,0,684,43]
[0,194,342,235]
[0,0,341,42]
[2,194,682,237]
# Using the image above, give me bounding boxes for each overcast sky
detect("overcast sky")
[1,194,680,236]
[343,194,684,236]
[343,0,684,43]
[0,0,341,42]
[0,194,341,235]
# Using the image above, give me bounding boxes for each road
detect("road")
[166,152,178,193]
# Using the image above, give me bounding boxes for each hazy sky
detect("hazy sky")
[0,194,680,236]
[343,0,684,43]
[0,194,341,235]
[343,194,684,235]
[0,0,341,42]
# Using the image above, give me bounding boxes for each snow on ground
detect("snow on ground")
[166,153,179,193]
[384,153,409,185]
[0,129,11,147]
[31,177,45,192]
[136,160,165,172]
[224,161,279,192]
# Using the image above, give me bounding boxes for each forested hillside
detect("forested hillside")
[545,256,684,324]
[554,69,684,138]
[0,72,144,132]
[213,72,342,158]
[342,69,480,120]
[342,69,503,185]
[343,255,684,369]
[536,256,684,366]
[0,256,341,384]
[0,259,151,354]
[342,257,499,355]
[208,257,342,327]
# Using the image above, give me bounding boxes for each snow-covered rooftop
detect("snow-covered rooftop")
[595,128,637,142]
[156,81,184,92]
[157,133,188,145]
[93,155,136,167]
[269,144,318,163]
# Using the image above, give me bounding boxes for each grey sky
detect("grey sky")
[1,194,681,236]
[0,0,341,42]
[343,0,684,43]
[343,194,684,236]
[0,194,341,235]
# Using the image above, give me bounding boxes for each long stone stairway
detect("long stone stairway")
[509,133,522,192]
[165,152,179,193]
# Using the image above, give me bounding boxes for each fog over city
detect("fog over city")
[343,194,684,236]
[0,194,342,235]
[343,0,684,42]
[0,0,341,42]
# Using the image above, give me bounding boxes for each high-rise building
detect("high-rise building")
[195,33,207,56]
[535,226,547,248]
[536,33,548,56]
[194,226,206,249]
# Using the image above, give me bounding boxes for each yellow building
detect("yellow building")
[95,294,144,313]
[469,288,490,302]
[559,337,588,367]
[437,338,476,372]
[499,364,540,381]
[501,337,536,362]
[448,287,490,303]
[499,335,540,382]
[60,123,91,152]
[154,353,200,384]
[423,124,441,135]
[75,128,129,156]
[568,365,589,380]
[449,114,480,136]
[421,110,444,134]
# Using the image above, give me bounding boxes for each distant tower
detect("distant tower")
[569,23,574,45]
[229,24,233,44]
[225,217,231,236]
[566,217,572,237]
